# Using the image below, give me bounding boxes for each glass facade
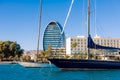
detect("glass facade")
[43,21,65,51]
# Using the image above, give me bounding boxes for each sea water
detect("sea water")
[0,64,120,80]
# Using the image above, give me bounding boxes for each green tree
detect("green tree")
[0,41,24,60]
[64,55,70,59]
[0,53,4,61]
[90,53,96,59]
[45,49,51,57]
[71,42,77,48]
[74,54,81,59]
[40,50,45,57]
[46,44,52,57]
[48,44,52,54]
[82,54,87,59]
[2,41,11,58]
[59,48,63,54]
[71,42,77,54]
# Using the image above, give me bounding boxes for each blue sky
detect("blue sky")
[0,0,120,50]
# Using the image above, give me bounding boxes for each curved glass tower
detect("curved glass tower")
[43,21,65,51]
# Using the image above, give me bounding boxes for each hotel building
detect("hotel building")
[66,35,120,55]
[43,21,65,51]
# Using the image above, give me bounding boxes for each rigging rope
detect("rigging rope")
[55,0,74,53]
[61,0,74,34]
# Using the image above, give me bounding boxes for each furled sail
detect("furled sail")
[88,35,120,51]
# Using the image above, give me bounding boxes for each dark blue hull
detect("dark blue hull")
[48,58,120,70]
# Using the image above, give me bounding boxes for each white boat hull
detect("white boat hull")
[18,62,56,68]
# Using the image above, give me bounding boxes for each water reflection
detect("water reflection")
[40,68,120,80]
[0,64,120,80]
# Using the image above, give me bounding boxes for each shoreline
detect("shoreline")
[0,61,17,64]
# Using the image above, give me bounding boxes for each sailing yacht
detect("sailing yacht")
[48,0,120,70]
[18,0,55,68]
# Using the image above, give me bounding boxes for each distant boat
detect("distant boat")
[48,0,120,70]
[18,0,55,68]
[18,61,55,68]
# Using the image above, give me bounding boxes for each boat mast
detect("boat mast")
[36,0,42,61]
[88,0,90,60]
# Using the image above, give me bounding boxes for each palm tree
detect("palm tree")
[59,48,63,54]
[71,42,77,54]
[90,53,96,59]
[46,44,52,57]
[71,42,77,48]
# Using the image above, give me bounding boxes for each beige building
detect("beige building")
[66,35,120,55]
[52,47,66,55]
